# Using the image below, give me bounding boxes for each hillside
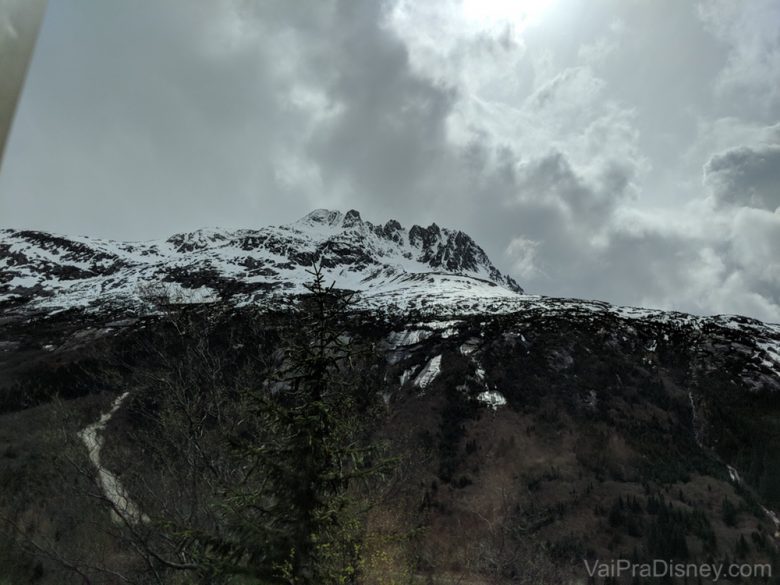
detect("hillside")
[1,211,779,584]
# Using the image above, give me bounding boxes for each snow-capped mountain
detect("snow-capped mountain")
[0,209,523,313]
[1,208,778,384]
[3,209,780,585]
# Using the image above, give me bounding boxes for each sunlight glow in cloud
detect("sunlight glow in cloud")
[462,0,556,31]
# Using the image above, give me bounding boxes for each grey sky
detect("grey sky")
[1,0,779,321]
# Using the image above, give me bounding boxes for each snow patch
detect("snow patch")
[477,390,507,409]
[756,340,780,372]
[414,355,442,390]
[387,329,431,348]
[422,320,461,338]
[474,365,486,383]
[459,338,480,356]
[399,366,418,386]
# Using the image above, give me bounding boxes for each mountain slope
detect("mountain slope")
[2,209,780,584]
[2,300,780,584]
[0,209,522,314]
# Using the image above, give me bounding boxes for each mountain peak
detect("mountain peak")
[342,209,363,228]
[298,209,344,226]
[298,208,365,230]
[1,208,525,313]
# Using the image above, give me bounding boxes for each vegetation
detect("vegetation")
[2,277,780,584]
[5,265,390,584]
[125,265,390,584]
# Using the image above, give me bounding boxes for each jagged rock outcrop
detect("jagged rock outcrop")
[0,209,522,314]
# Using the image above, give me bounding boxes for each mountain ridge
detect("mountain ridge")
[0,208,523,313]
[3,211,780,583]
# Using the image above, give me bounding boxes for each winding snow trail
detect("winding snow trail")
[79,392,147,524]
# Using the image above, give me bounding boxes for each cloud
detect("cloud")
[577,36,618,67]
[698,0,780,118]
[0,0,328,234]
[303,2,458,212]
[2,0,779,322]
[730,208,780,289]
[705,143,780,211]
[505,236,541,280]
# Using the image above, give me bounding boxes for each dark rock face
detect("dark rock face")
[383,219,402,233]
[408,223,440,250]
[342,209,363,228]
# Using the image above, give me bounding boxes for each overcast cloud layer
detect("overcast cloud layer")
[1,0,779,322]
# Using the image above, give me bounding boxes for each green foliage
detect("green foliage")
[189,264,388,584]
[646,517,689,560]
[437,382,478,483]
[735,533,750,558]
[722,497,738,527]
[608,496,625,527]
[0,535,39,585]
[643,493,719,560]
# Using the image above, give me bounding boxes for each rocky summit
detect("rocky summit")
[1,210,780,584]
[0,209,522,316]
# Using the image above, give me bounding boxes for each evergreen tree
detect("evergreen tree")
[722,497,738,527]
[78,264,390,584]
[202,263,389,583]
